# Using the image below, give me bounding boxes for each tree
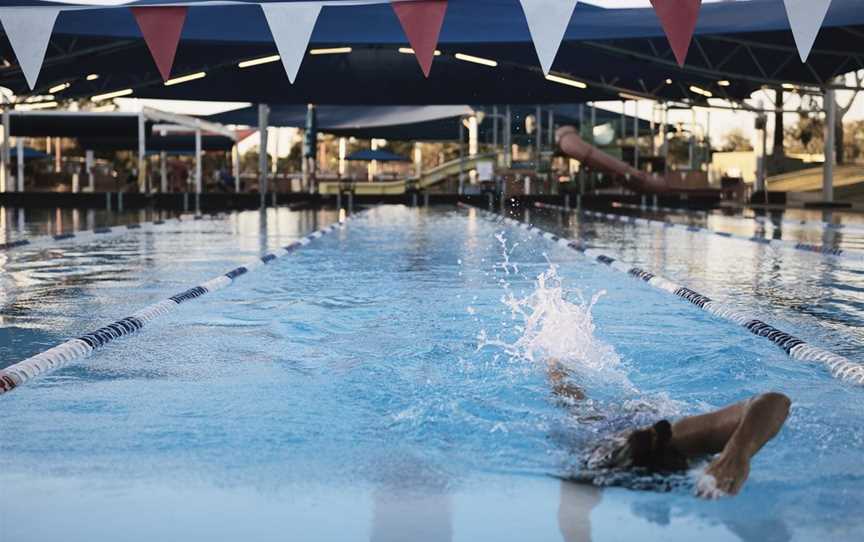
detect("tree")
[720,129,754,152]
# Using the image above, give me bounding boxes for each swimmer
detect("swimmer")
[547,359,791,499]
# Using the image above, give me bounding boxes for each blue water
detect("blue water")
[1,205,863,541]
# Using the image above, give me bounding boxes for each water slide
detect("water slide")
[557,126,720,196]
[318,154,496,196]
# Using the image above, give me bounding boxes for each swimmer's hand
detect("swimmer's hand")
[696,451,750,499]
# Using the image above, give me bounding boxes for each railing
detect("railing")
[318,153,497,196]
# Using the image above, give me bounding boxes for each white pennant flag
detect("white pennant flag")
[783,0,832,62]
[261,2,324,83]
[519,0,578,75]
[0,8,61,90]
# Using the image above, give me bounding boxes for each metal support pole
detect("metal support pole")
[86,150,94,192]
[633,101,640,169]
[232,144,240,193]
[547,109,554,151]
[504,105,512,168]
[258,103,270,207]
[0,111,8,193]
[535,105,542,172]
[458,119,465,194]
[54,137,61,174]
[492,105,499,148]
[620,101,626,141]
[824,88,836,203]
[195,128,202,212]
[160,151,167,193]
[16,138,24,192]
[649,104,656,156]
[414,142,422,178]
[338,137,347,178]
[137,112,146,193]
[662,104,669,176]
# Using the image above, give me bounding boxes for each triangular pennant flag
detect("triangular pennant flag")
[391,0,448,78]
[650,0,702,67]
[0,8,61,90]
[783,0,832,62]
[261,2,323,83]
[131,6,188,81]
[518,0,578,75]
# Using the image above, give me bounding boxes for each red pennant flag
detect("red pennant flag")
[650,0,702,67]
[392,0,448,77]
[131,6,188,81]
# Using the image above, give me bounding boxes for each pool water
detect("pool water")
[1,205,863,541]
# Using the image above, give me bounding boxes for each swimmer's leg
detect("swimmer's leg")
[678,393,791,498]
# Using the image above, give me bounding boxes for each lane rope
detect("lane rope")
[534,202,863,261]
[0,213,225,254]
[461,203,864,387]
[611,200,864,235]
[0,211,359,396]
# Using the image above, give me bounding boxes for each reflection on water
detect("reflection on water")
[370,456,452,542]
[558,481,601,542]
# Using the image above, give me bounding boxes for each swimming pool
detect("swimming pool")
[2,204,863,541]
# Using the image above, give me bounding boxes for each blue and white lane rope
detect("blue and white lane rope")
[612,200,864,234]
[534,202,863,261]
[0,213,223,254]
[463,204,864,387]
[0,214,354,396]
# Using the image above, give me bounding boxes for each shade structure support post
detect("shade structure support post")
[16,138,23,192]
[54,137,61,173]
[578,105,586,194]
[633,101,640,169]
[649,103,656,156]
[232,144,240,193]
[662,103,670,176]
[414,142,422,178]
[458,118,465,195]
[137,111,146,193]
[195,128,202,213]
[160,151,168,193]
[620,101,627,142]
[369,139,378,183]
[85,150,95,192]
[338,137,347,178]
[1,110,9,193]
[304,104,318,194]
[492,105,499,148]
[824,88,836,203]
[504,105,512,169]
[258,104,270,207]
[535,105,542,173]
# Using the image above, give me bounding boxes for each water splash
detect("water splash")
[478,230,633,391]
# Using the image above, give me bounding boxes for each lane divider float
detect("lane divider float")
[0,213,225,254]
[0,212,359,396]
[534,202,863,261]
[611,200,864,235]
[460,203,864,386]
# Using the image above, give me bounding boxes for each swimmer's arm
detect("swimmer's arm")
[546,359,585,401]
[670,392,790,458]
[676,393,791,498]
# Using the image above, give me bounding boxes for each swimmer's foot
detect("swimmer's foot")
[695,452,750,499]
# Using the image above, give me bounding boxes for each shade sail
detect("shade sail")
[9,146,50,159]
[0,0,862,104]
[346,149,410,162]
[78,134,235,152]
[211,103,662,141]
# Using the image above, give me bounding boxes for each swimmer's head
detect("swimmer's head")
[587,420,688,472]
